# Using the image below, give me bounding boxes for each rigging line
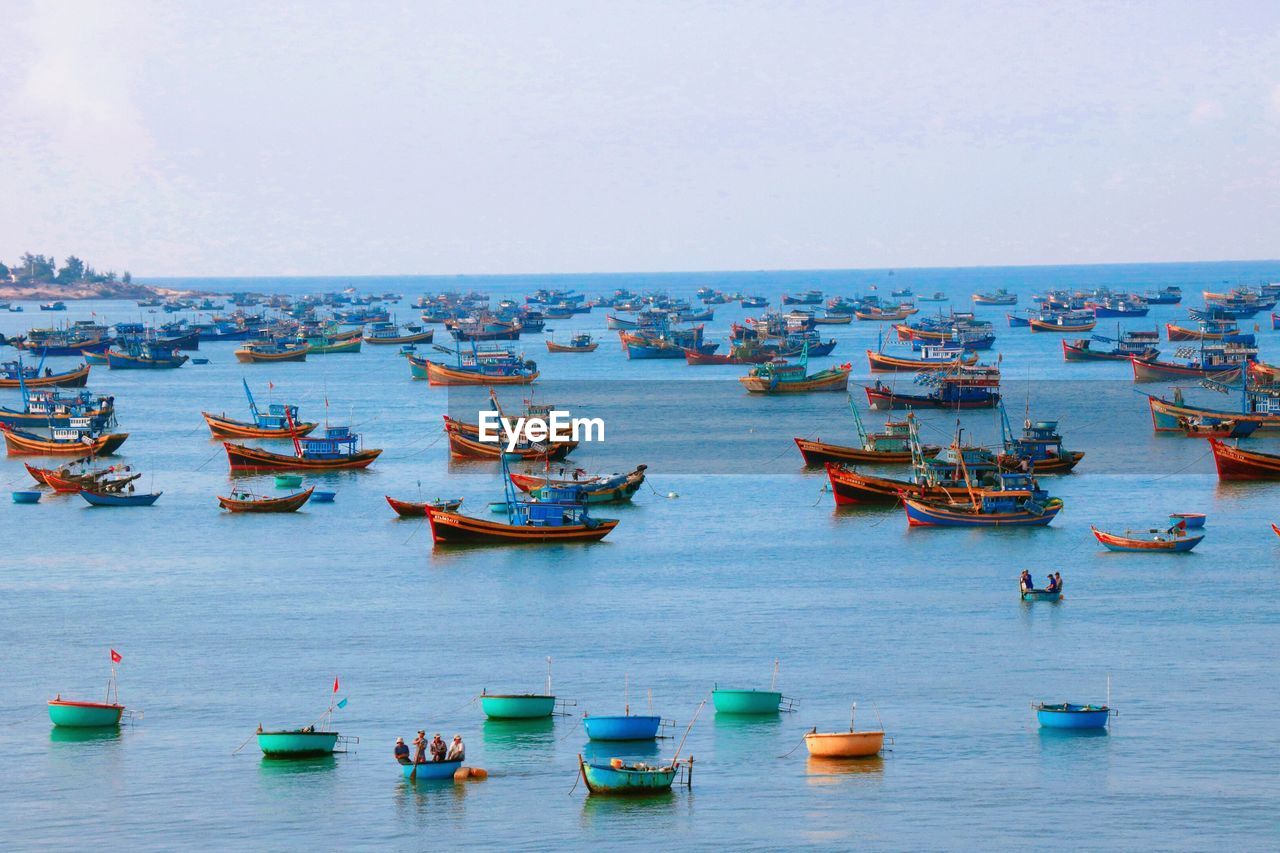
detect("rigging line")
[777,731,810,759]
[1149,446,1214,482]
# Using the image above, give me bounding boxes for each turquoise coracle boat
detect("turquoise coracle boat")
[578,754,680,795]
[257,729,339,757]
[48,698,124,728]
[1035,703,1113,730]
[480,692,556,719]
[582,714,662,741]
[711,688,784,714]
[399,759,463,781]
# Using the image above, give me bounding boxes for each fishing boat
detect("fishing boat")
[234,341,310,363]
[739,347,851,394]
[12,334,113,357]
[582,713,662,740]
[1145,286,1182,304]
[1130,335,1256,382]
[80,488,161,507]
[1086,296,1149,317]
[1146,382,1280,432]
[1091,522,1203,552]
[443,417,576,461]
[546,333,598,353]
[1169,512,1206,528]
[399,758,464,781]
[409,348,539,385]
[824,426,1000,504]
[48,697,125,728]
[854,306,915,321]
[998,413,1084,474]
[782,290,824,305]
[0,388,116,430]
[202,381,318,438]
[217,487,314,512]
[224,414,381,471]
[1177,416,1257,438]
[1207,438,1280,479]
[480,692,556,719]
[866,342,978,372]
[302,335,363,354]
[971,289,1018,305]
[794,402,939,465]
[1029,311,1096,333]
[508,465,647,504]
[865,363,1001,410]
[1035,703,1112,730]
[13,490,41,503]
[0,361,91,388]
[0,421,129,456]
[1166,320,1238,341]
[578,755,684,795]
[803,704,885,758]
[903,473,1063,527]
[1020,585,1063,602]
[711,689,787,714]
[257,729,339,757]
[106,341,189,369]
[1062,328,1160,362]
[385,496,463,517]
[363,322,434,345]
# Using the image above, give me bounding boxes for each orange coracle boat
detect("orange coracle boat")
[804,729,885,758]
[217,487,314,513]
[0,363,91,389]
[1208,438,1280,480]
[425,504,618,544]
[202,411,318,439]
[1,423,128,456]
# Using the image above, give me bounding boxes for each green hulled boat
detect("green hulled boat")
[257,729,339,757]
[48,698,124,728]
[304,336,363,354]
[480,692,556,719]
[711,688,784,714]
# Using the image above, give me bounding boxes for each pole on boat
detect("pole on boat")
[850,702,856,731]
[1106,673,1111,709]
[771,658,779,692]
[624,673,629,716]
[671,699,706,770]
[546,656,552,697]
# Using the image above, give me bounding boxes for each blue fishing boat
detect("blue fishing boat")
[1144,286,1182,304]
[0,386,116,430]
[12,490,42,504]
[106,341,188,370]
[866,363,1001,410]
[80,489,162,507]
[904,473,1063,527]
[311,490,336,503]
[582,713,663,741]
[399,758,463,781]
[1035,702,1112,729]
[578,755,681,795]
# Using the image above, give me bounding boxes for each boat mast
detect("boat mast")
[546,656,552,696]
[847,393,870,448]
[770,658,780,691]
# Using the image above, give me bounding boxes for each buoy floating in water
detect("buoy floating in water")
[454,766,488,781]
[667,492,679,499]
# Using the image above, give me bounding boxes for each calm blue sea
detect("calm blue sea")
[1,261,1278,849]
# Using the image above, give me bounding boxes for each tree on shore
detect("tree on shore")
[2,252,131,286]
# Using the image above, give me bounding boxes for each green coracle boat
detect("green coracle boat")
[711,688,784,714]
[257,729,340,757]
[48,698,124,728]
[480,693,556,719]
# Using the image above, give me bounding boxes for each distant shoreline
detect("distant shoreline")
[0,281,205,301]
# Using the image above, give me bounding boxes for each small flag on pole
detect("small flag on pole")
[336,698,348,709]
[268,381,275,389]
[333,677,340,694]
[110,649,122,663]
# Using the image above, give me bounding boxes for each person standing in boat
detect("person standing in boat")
[1020,570,1034,592]
[413,730,427,764]
[430,733,447,762]
[446,735,465,761]
[394,737,411,765]
[1053,572,1063,592]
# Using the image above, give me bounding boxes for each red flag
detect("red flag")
[268,381,275,389]
[110,649,122,663]
[333,677,340,694]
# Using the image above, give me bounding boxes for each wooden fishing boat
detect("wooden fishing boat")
[1166,321,1237,341]
[998,415,1085,474]
[14,336,112,356]
[1207,438,1280,479]
[257,729,338,757]
[0,362,91,388]
[509,465,647,503]
[1029,316,1096,333]
[972,289,1017,305]
[385,495,463,517]
[479,692,556,719]
[546,334,598,352]
[0,389,115,430]
[1035,703,1111,729]
[363,323,435,345]
[1147,391,1280,433]
[1091,523,1203,552]
[218,487,314,513]
[106,343,188,369]
[48,698,124,728]
[409,354,539,385]
[855,306,914,321]
[443,418,576,460]
[866,343,978,372]
[804,729,884,758]
[739,353,851,394]
[426,503,617,543]
[202,380,318,438]
[0,423,128,456]
[224,420,381,471]
[903,473,1063,527]
[80,489,162,507]
[578,755,680,795]
[1130,334,1254,382]
[234,341,310,363]
[795,404,940,465]
[399,758,464,780]
[303,336,363,354]
[1062,328,1160,362]
[865,365,1001,410]
[1177,416,1257,438]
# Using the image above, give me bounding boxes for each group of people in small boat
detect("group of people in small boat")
[395,730,465,764]
[1020,570,1063,593]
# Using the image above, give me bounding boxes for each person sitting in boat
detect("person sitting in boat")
[430,733,447,762]
[446,735,465,761]
[394,737,411,765]
[1053,572,1063,591]
[1045,575,1059,593]
[413,730,427,764]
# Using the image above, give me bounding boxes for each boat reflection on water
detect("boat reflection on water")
[805,754,886,784]
[49,726,122,745]
[581,738,662,765]
[394,774,470,829]
[579,788,679,826]
[482,716,555,750]
[257,754,337,776]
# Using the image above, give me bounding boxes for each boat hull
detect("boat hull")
[48,700,124,728]
[106,351,189,369]
[1036,705,1109,729]
[1208,438,1280,480]
[234,347,309,363]
[0,364,91,388]
[904,497,1062,527]
[1131,357,1242,383]
[1091,525,1203,552]
[579,758,677,795]
[1147,395,1280,432]
[582,715,662,741]
[426,506,617,544]
[1,428,128,457]
[202,412,318,438]
[711,689,781,714]
[81,490,161,507]
[223,443,381,471]
[803,731,884,758]
[218,487,314,513]
[257,730,338,757]
[414,358,538,386]
[480,694,556,719]
[400,759,463,780]
[740,368,850,394]
[865,387,1000,410]
[795,437,937,466]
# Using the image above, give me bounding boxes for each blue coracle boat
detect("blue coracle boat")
[399,758,463,781]
[582,714,662,741]
[1035,702,1112,729]
[578,755,680,795]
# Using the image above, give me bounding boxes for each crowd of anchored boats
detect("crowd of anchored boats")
[46,655,1119,796]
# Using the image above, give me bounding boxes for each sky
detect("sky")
[1,0,1278,277]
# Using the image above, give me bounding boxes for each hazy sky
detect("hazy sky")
[2,0,1278,276]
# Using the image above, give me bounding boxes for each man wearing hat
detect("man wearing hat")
[394,737,411,765]
[446,734,465,762]
[430,733,447,762]
[413,730,427,764]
